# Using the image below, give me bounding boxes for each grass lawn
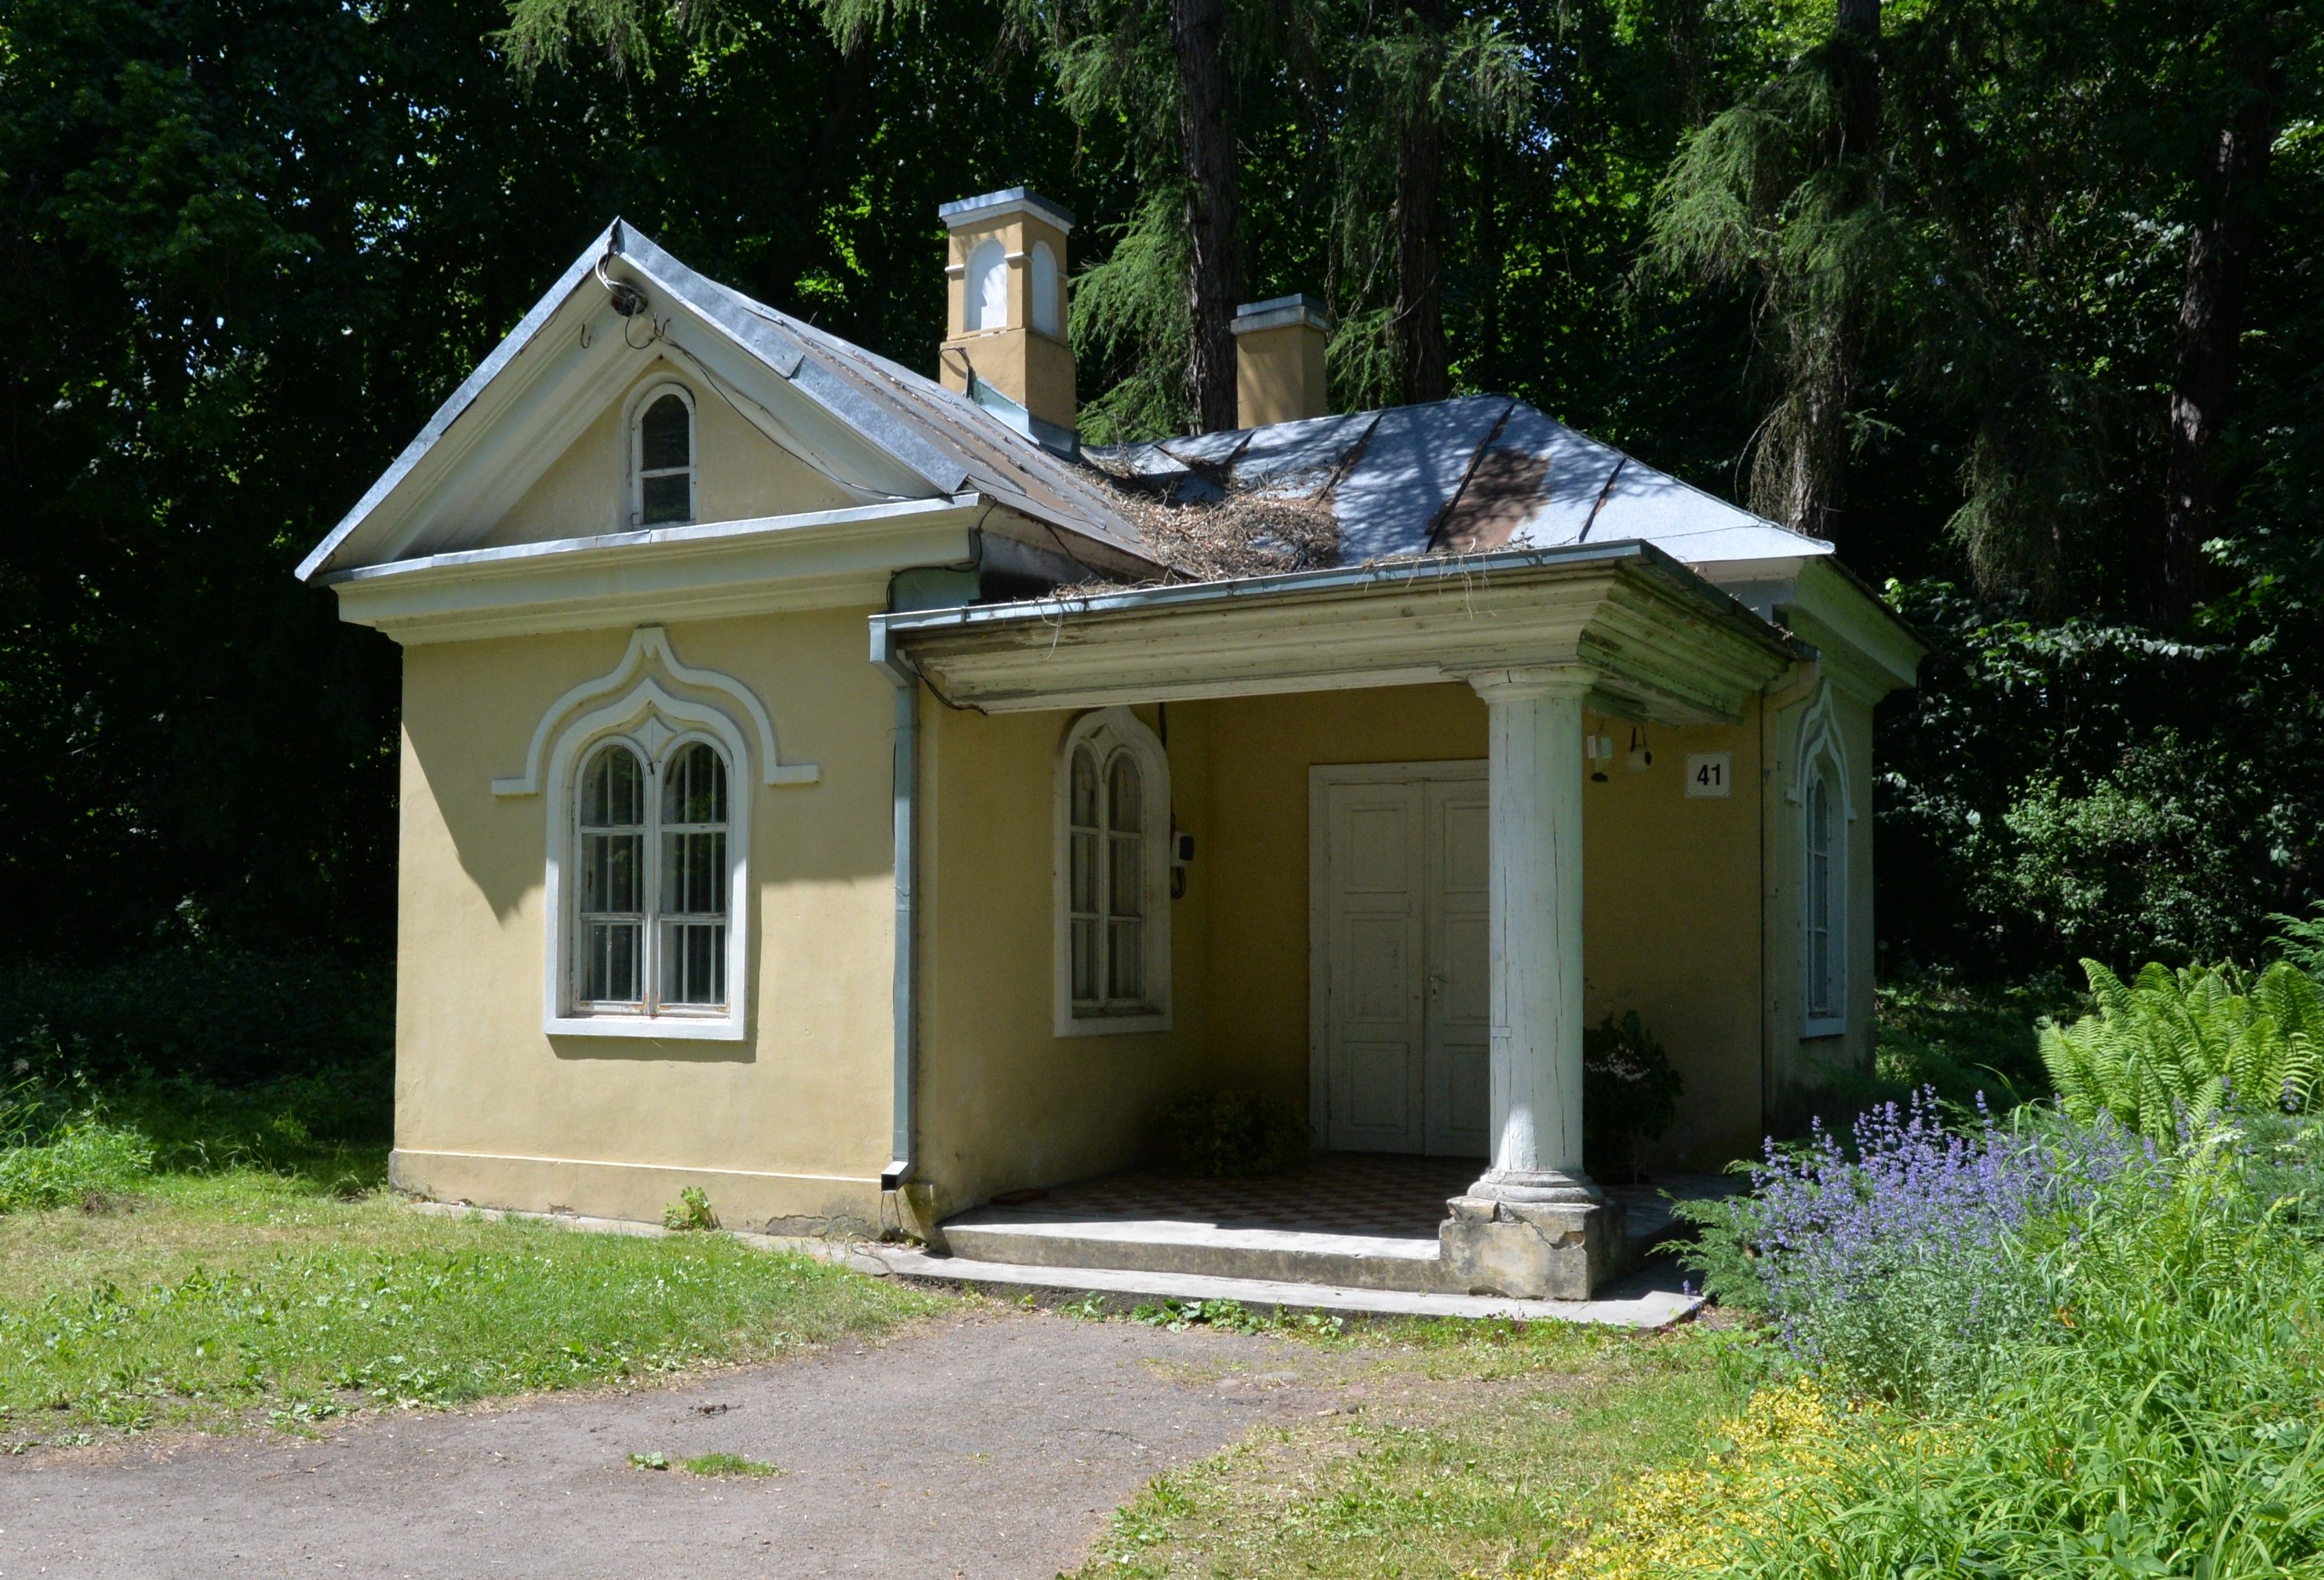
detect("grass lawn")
[1066,1310,1760,1579]
[0,1152,941,1447]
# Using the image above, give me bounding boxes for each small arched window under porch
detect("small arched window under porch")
[1055,707,1171,1036]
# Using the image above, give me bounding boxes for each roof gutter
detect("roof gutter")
[870,622,920,1196]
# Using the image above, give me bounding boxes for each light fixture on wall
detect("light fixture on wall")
[1627,726,1653,773]
[1587,733,1612,782]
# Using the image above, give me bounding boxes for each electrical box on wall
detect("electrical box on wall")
[1684,752,1733,798]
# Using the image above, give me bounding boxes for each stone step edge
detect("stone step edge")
[872,1246,1703,1329]
[939,1222,1448,1293]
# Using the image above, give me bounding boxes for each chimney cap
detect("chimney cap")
[1232,294,1332,335]
[938,187,1077,234]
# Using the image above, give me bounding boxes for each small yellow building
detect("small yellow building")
[301,190,1920,1298]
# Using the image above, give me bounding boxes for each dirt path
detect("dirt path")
[0,1308,1338,1579]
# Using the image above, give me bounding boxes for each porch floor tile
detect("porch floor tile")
[984,1153,1483,1241]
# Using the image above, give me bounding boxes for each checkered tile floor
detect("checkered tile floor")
[1003,1153,1484,1241]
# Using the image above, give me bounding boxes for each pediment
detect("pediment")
[304,226,949,576]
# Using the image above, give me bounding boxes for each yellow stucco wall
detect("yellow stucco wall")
[913,700,1213,1219]
[1196,684,1769,1172]
[480,361,859,548]
[390,608,899,1233]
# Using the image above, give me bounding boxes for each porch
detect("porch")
[876,544,1804,1299]
[890,1154,1731,1324]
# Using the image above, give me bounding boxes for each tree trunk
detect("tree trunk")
[1169,0,1241,432]
[1393,0,1450,405]
[2163,53,2283,627]
[1766,0,1877,539]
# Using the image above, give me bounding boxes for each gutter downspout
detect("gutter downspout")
[873,626,919,1200]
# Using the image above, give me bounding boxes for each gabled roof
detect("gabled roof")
[298,222,1156,583]
[1088,395,1831,578]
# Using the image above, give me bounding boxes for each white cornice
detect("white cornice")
[328,496,983,645]
[880,548,1800,726]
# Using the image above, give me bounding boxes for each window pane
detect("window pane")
[582,747,644,828]
[1070,830,1098,913]
[582,831,641,913]
[1108,920,1143,1000]
[640,394,690,472]
[1108,831,1142,920]
[664,742,727,826]
[1070,747,1098,829]
[1107,753,1141,832]
[662,920,726,1006]
[641,472,691,525]
[585,920,641,1003]
[663,830,727,917]
[1072,919,1099,1002]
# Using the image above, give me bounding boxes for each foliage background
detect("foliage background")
[2,0,2318,1028]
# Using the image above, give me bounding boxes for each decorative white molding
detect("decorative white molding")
[493,626,817,797]
[1782,680,1854,820]
[540,678,753,1042]
[1052,707,1172,1038]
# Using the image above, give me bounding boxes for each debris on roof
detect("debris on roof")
[1085,395,1831,580]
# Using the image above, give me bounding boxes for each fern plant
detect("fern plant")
[2039,958,2324,1140]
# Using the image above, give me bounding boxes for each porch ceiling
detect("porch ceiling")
[873,542,1806,726]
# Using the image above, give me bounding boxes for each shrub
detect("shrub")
[1161,1090,1307,1177]
[2040,957,2324,1138]
[1679,1092,2142,1408]
[1582,1011,1683,1182]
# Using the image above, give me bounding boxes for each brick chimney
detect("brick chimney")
[1231,295,1331,428]
[938,188,1077,454]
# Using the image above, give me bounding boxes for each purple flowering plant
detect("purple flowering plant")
[1680,1088,2146,1407]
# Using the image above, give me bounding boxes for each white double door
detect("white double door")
[1314,764,1491,1157]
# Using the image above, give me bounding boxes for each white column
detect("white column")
[1466,667,1598,1204]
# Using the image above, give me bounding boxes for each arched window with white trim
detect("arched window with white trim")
[1056,708,1170,1035]
[555,705,745,1033]
[1803,765,1839,1026]
[1791,685,1851,1037]
[966,239,1008,332]
[631,383,695,527]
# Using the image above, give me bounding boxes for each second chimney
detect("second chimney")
[1231,295,1332,429]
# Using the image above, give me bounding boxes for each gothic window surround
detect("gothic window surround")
[1054,707,1170,1036]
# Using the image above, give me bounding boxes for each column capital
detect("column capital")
[1466,666,1597,705]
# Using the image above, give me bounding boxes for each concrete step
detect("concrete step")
[938,1208,1451,1293]
[873,1244,1704,1328]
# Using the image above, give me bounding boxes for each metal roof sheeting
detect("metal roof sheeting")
[1088,396,1828,576]
[305,221,1828,590]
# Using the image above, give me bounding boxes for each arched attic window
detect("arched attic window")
[966,239,1008,332]
[632,383,695,527]
[1057,708,1170,1035]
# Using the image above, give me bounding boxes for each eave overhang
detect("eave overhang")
[325,495,989,645]
[873,542,1808,725]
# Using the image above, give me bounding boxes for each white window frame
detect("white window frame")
[1789,684,1853,1039]
[542,679,751,1041]
[1053,707,1171,1037]
[627,378,697,529]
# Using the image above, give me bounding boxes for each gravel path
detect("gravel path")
[0,1308,1333,1579]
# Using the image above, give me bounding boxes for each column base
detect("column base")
[1465,1166,1602,1205]
[1439,1193,1628,1301]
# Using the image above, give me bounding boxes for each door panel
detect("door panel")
[1324,782,1425,1153]
[1425,782,1492,1157]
